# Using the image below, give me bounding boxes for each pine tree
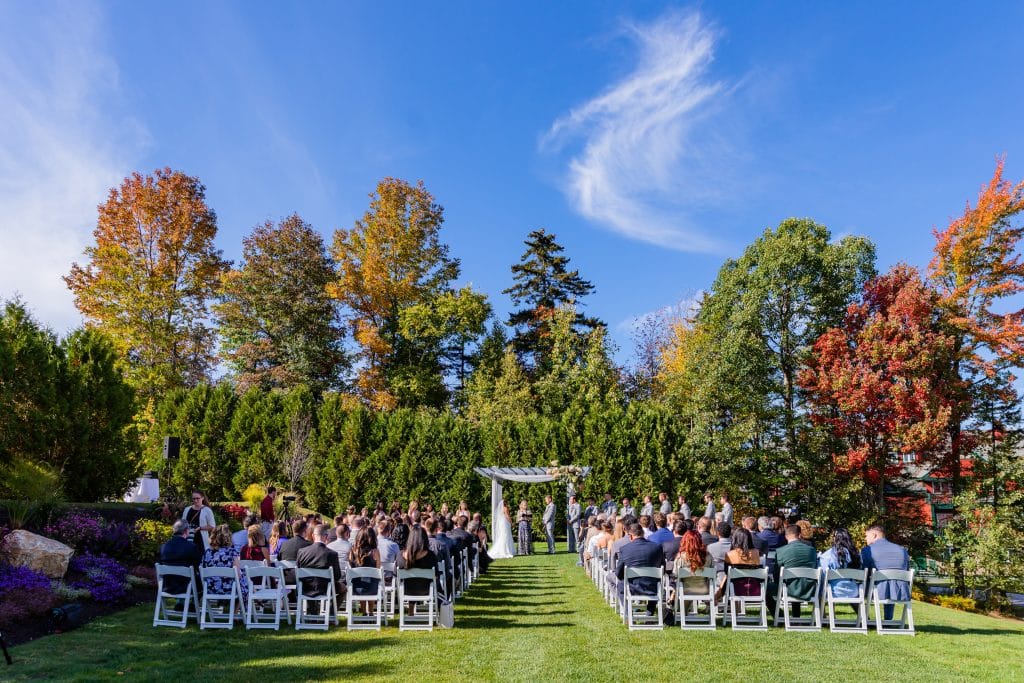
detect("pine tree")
[503,229,601,372]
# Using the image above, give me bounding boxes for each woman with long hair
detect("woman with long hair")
[818,527,861,598]
[240,524,269,562]
[675,530,713,597]
[268,521,288,557]
[401,525,437,601]
[201,523,244,604]
[349,527,381,611]
[718,527,762,600]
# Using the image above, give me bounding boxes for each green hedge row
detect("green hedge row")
[148,385,698,520]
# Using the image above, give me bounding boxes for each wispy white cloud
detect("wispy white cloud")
[542,10,736,253]
[0,1,146,331]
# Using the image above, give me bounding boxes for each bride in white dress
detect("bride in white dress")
[489,499,515,559]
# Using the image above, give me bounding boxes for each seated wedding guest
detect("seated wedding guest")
[675,530,713,599]
[638,514,653,538]
[770,524,819,617]
[584,520,613,562]
[327,523,351,560]
[326,515,344,542]
[202,524,245,604]
[377,518,400,574]
[279,519,312,586]
[409,510,422,527]
[350,515,366,540]
[796,519,816,546]
[451,515,476,564]
[742,517,767,553]
[771,516,786,537]
[662,521,686,564]
[640,495,654,516]
[648,512,673,545]
[233,514,258,553]
[240,524,270,562]
[297,524,343,608]
[716,527,761,600]
[697,516,717,549]
[707,522,733,581]
[818,527,861,598]
[268,521,288,557]
[757,516,787,553]
[603,518,634,596]
[391,522,410,551]
[160,520,201,593]
[427,518,454,596]
[615,523,665,609]
[860,524,910,620]
[468,519,492,573]
[349,527,382,608]
[401,525,437,605]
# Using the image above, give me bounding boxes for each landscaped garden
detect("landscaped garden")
[3,553,1023,682]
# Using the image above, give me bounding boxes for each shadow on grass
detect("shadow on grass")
[457,617,576,629]
[917,623,1024,636]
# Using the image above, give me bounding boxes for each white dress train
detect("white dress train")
[489,511,515,559]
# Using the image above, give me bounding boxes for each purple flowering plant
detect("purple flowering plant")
[0,563,52,596]
[44,511,105,550]
[70,552,128,603]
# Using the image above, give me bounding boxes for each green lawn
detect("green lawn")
[5,551,1024,682]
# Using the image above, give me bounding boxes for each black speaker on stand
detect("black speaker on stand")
[162,436,180,461]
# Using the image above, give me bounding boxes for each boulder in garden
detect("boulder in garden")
[2,529,75,578]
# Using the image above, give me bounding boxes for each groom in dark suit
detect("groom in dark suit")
[615,523,665,610]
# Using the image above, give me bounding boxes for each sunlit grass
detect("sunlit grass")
[6,552,1024,682]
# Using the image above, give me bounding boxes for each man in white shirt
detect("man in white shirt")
[703,493,716,521]
[619,497,636,518]
[327,522,351,560]
[658,492,672,515]
[678,494,691,520]
[376,518,400,568]
[232,514,258,553]
[640,495,654,516]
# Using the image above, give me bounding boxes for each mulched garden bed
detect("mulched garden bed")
[2,586,153,648]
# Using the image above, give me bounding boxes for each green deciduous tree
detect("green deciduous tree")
[216,214,347,394]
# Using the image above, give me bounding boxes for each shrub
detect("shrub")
[125,574,152,588]
[129,565,157,585]
[69,553,128,603]
[43,510,105,550]
[132,519,173,563]
[219,503,249,522]
[0,586,58,626]
[0,563,52,595]
[242,484,266,512]
[936,595,977,612]
[94,521,136,558]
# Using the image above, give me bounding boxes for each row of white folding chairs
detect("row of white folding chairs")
[153,561,452,632]
[582,559,915,635]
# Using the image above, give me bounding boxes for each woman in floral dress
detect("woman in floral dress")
[201,524,246,605]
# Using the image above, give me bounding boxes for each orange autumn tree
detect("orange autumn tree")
[928,157,1024,494]
[65,168,228,405]
[800,265,955,513]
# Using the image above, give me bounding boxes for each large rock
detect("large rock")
[2,530,74,578]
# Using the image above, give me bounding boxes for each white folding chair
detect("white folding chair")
[153,564,200,628]
[725,567,768,630]
[295,567,337,630]
[623,567,664,630]
[869,568,915,635]
[675,567,717,630]
[345,567,385,631]
[245,565,290,630]
[825,568,869,633]
[436,559,449,603]
[773,567,822,631]
[381,561,398,618]
[397,568,436,631]
[276,559,299,620]
[199,566,241,629]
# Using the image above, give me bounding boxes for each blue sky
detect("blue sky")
[2,1,1023,364]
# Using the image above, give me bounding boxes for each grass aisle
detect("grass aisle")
[5,552,1024,682]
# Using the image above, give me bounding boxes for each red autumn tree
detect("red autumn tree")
[928,157,1024,494]
[800,265,955,512]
